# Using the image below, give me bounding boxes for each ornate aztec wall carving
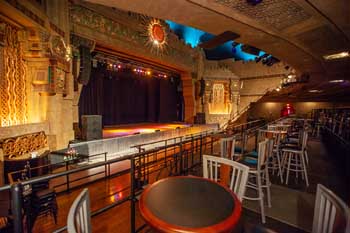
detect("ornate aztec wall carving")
[0,21,28,127]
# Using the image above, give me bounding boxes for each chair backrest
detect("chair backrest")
[67,188,91,233]
[312,184,350,233]
[203,155,249,201]
[301,130,309,151]
[257,139,269,171]
[220,136,235,159]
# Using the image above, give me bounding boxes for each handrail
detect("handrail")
[2,129,216,233]
[7,152,107,185]
[221,87,273,130]
[131,129,217,150]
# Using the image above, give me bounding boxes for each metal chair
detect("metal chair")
[312,184,350,233]
[219,136,243,160]
[67,188,92,233]
[239,139,271,223]
[281,130,309,186]
[203,154,249,201]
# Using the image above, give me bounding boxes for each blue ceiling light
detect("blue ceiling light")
[165,20,266,61]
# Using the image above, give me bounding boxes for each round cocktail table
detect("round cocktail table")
[139,176,242,233]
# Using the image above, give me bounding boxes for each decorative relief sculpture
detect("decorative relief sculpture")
[0,21,28,127]
[208,83,232,114]
[0,132,48,159]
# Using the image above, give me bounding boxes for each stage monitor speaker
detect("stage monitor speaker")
[81,115,102,141]
[78,46,91,85]
[199,79,205,97]
[194,113,206,124]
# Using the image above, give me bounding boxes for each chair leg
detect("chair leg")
[304,150,309,166]
[265,168,272,208]
[276,151,284,183]
[256,173,266,223]
[301,154,309,187]
[285,153,292,185]
[295,154,299,179]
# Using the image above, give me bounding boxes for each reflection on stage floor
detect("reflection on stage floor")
[102,123,191,138]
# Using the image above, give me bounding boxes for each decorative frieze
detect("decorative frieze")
[69,4,199,71]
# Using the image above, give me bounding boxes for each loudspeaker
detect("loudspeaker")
[78,46,91,85]
[194,113,206,124]
[241,45,260,56]
[81,115,102,141]
[199,79,205,97]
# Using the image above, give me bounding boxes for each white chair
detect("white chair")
[219,136,236,159]
[281,130,309,186]
[203,154,249,201]
[312,184,350,233]
[240,139,272,223]
[269,131,284,183]
[67,188,92,233]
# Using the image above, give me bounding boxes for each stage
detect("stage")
[103,123,191,138]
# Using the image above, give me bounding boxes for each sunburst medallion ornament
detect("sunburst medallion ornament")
[146,19,168,54]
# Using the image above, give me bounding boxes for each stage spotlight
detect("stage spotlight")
[241,44,260,56]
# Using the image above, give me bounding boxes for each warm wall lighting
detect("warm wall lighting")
[329,79,344,83]
[323,51,349,60]
[309,89,323,93]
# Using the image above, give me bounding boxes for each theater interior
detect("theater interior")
[0,0,349,232]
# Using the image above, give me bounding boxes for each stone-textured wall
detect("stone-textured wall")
[230,61,287,113]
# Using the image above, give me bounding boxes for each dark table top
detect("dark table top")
[139,176,242,233]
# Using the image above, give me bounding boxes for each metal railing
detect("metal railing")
[1,130,217,233]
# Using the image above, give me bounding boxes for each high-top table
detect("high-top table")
[139,176,242,233]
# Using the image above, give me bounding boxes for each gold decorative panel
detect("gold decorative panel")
[208,83,232,114]
[0,21,28,126]
[0,131,48,159]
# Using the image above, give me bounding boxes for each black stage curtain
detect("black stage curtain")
[79,65,182,125]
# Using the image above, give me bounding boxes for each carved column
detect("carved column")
[181,72,196,123]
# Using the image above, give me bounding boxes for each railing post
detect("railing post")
[211,134,214,155]
[179,140,183,175]
[104,152,108,178]
[11,183,23,233]
[130,156,136,233]
[66,162,70,192]
[255,130,259,150]
[200,134,203,161]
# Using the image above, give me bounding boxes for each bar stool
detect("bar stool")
[281,130,309,186]
[267,131,284,183]
[248,130,284,183]
[239,139,271,223]
[219,136,243,160]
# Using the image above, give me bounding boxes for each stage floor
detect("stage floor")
[103,123,191,138]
